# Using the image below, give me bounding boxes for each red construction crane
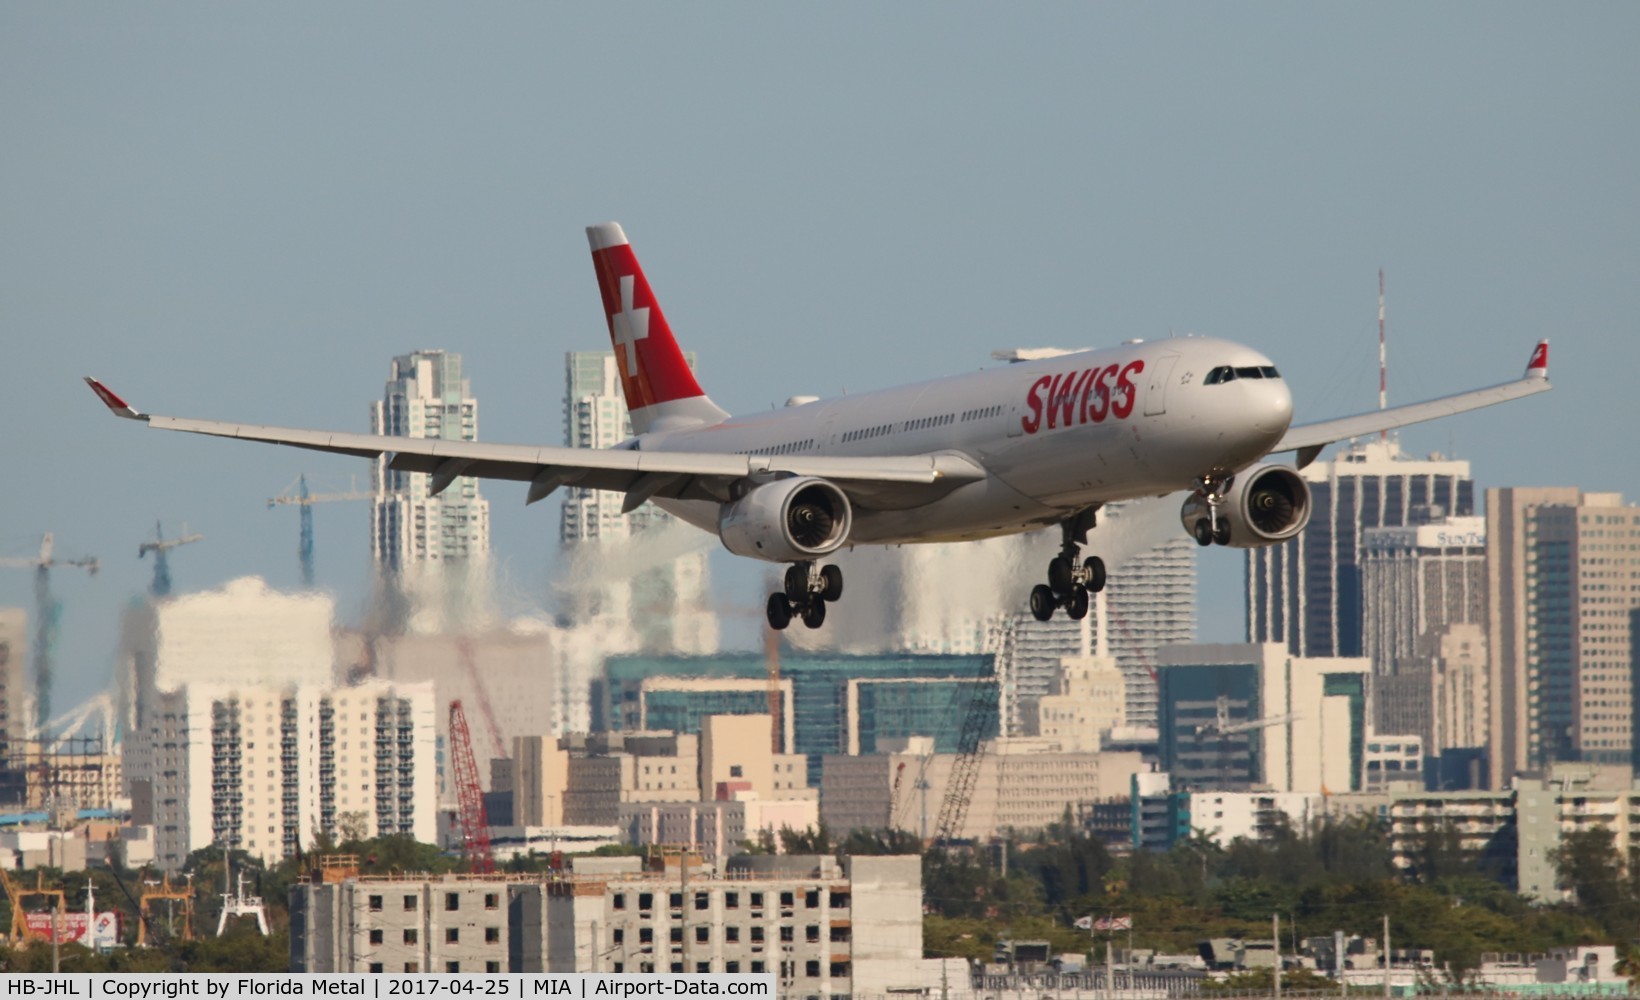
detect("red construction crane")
[457,638,508,761]
[447,700,495,874]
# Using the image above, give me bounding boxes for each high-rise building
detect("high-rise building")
[1247,439,1473,658]
[1485,487,1580,786]
[1001,534,1191,735]
[1361,516,1487,675]
[559,351,715,655]
[596,652,995,786]
[118,576,336,737]
[1487,489,1640,784]
[369,351,490,627]
[130,678,436,870]
[336,629,562,779]
[1100,510,1197,725]
[0,608,27,806]
[1360,515,1487,750]
[1155,643,1367,794]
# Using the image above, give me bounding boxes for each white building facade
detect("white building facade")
[369,350,491,630]
[130,679,436,870]
[559,351,716,665]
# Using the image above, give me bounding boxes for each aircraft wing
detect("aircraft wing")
[83,378,986,511]
[1273,340,1551,467]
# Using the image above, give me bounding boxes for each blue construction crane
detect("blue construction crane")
[0,534,98,733]
[138,521,202,597]
[267,475,372,587]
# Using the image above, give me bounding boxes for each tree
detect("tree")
[1551,826,1639,937]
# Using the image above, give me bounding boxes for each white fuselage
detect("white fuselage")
[645,335,1294,547]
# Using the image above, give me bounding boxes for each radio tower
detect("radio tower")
[1378,268,1387,440]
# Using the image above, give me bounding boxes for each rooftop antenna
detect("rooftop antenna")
[1378,268,1387,440]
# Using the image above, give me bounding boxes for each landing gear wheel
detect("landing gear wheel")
[819,564,844,603]
[1193,519,1214,547]
[1047,556,1076,595]
[1083,556,1107,594]
[1213,521,1231,546]
[1065,585,1090,620]
[766,592,793,631]
[784,564,809,602]
[800,599,827,629]
[1029,584,1057,622]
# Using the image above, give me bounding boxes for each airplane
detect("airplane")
[86,222,1552,631]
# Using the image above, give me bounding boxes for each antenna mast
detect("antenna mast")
[1378,268,1387,440]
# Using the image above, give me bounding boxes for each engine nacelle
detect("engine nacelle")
[1179,464,1311,548]
[719,477,854,562]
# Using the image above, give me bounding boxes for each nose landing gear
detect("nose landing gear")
[766,561,844,630]
[1028,507,1107,622]
[1191,473,1235,547]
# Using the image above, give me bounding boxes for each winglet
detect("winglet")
[83,377,148,420]
[1525,340,1549,380]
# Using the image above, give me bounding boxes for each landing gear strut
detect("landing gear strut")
[766,561,844,631]
[1029,508,1107,622]
[1191,473,1235,547]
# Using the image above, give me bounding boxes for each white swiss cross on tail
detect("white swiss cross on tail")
[612,275,650,378]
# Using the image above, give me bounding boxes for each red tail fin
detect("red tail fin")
[587,223,724,433]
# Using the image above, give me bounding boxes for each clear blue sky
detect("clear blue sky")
[3,4,1636,718]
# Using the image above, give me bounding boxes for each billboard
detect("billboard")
[23,911,120,948]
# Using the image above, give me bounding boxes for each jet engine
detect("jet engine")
[719,477,853,562]
[1179,464,1310,548]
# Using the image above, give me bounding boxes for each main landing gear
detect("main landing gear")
[1190,473,1234,547]
[1029,508,1107,622]
[766,561,844,631]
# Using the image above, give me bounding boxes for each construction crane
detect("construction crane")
[0,868,65,946]
[136,872,195,946]
[1193,694,1299,737]
[448,700,495,874]
[138,521,202,597]
[0,534,98,733]
[267,474,373,588]
[457,638,508,761]
[39,691,116,753]
[1194,694,1299,785]
[932,615,1013,846]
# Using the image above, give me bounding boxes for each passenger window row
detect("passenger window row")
[841,424,893,443]
[903,414,954,431]
[743,439,816,457]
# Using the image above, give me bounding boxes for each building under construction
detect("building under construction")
[291,850,923,991]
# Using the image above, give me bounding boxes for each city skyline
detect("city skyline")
[3,5,1635,715]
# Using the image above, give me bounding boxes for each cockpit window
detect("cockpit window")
[1205,364,1282,384]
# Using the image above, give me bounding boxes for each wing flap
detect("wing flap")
[102,388,987,509]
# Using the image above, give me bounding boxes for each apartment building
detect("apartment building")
[515,853,921,996]
[292,874,510,973]
[517,716,811,831]
[1386,763,1638,901]
[820,738,1144,841]
[130,678,436,870]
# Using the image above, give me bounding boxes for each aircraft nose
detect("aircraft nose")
[1251,380,1294,437]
